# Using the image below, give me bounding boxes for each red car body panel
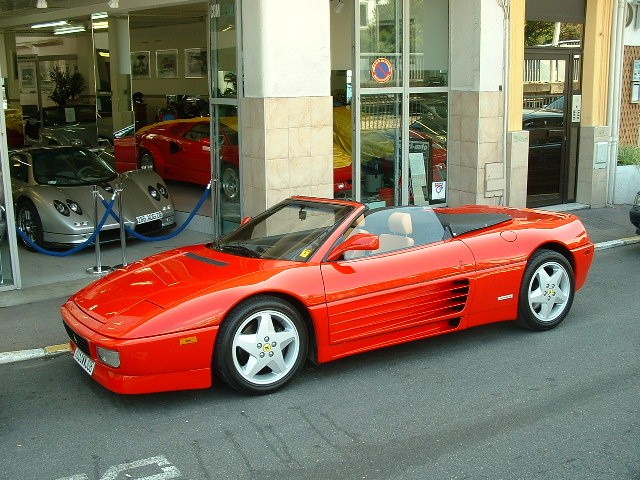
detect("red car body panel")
[62,197,594,394]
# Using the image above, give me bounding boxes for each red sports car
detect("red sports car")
[114,118,353,201]
[62,196,594,395]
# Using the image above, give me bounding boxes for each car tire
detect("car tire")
[16,200,44,250]
[214,295,308,394]
[517,249,575,331]
[221,163,240,202]
[139,151,156,171]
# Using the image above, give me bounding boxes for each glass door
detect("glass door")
[210,0,241,235]
[354,0,449,207]
[523,50,580,207]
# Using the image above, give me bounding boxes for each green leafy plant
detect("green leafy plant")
[618,144,640,167]
[48,67,85,106]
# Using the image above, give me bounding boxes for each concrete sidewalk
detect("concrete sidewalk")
[0,203,638,363]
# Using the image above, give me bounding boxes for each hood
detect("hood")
[71,244,294,336]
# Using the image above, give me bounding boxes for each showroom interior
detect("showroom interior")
[0,0,617,295]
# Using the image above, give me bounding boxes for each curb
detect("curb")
[594,236,640,251]
[0,343,70,365]
[1,236,638,366]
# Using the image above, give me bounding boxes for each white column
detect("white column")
[241,0,333,215]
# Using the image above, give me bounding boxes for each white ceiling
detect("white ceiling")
[0,0,208,31]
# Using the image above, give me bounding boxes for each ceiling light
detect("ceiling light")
[54,26,86,35]
[32,20,67,29]
[92,21,108,29]
[36,0,47,8]
[91,12,108,20]
[107,0,119,8]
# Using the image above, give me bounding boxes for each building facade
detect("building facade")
[0,0,623,292]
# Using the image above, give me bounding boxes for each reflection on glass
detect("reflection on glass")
[358,94,402,207]
[408,92,448,205]
[210,0,239,234]
[410,0,448,87]
[0,157,15,287]
[360,0,402,88]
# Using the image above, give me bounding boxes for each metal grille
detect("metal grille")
[63,322,90,355]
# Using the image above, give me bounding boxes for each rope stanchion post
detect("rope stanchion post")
[86,185,112,275]
[116,183,127,268]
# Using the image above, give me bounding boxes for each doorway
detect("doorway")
[523,49,581,207]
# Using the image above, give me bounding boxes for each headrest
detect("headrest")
[388,212,412,235]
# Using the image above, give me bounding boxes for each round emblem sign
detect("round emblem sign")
[371,57,393,83]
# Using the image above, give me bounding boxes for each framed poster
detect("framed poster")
[131,51,150,79]
[184,48,207,78]
[156,49,178,79]
[18,62,36,93]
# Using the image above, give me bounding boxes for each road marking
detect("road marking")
[55,455,181,480]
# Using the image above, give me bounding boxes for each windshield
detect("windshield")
[32,147,118,186]
[213,200,354,261]
[42,106,96,126]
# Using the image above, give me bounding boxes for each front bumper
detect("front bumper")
[61,300,218,394]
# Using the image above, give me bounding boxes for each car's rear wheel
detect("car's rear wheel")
[517,249,575,330]
[17,201,43,250]
[139,151,156,171]
[215,296,308,394]
[221,163,239,201]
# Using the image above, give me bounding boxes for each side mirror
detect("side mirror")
[326,233,379,262]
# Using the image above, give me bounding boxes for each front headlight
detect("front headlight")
[53,200,70,216]
[67,199,83,215]
[148,185,160,200]
[96,347,121,368]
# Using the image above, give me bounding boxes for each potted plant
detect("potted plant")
[615,145,640,204]
[48,67,85,106]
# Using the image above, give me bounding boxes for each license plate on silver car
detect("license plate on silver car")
[136,211,163,224]
[73,347,95,376]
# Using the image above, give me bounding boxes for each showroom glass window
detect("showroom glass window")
[353,0,449,207]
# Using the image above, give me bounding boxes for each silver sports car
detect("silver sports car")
[9,146,175,249]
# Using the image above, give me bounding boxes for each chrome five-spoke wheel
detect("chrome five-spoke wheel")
[215,296,307,394]
[518,249,575,330]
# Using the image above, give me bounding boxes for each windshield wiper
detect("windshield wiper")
[219,243,262,258]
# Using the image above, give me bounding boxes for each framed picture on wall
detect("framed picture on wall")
[131,51,150,79]
[185,48,207,78]
[156,49,178,79]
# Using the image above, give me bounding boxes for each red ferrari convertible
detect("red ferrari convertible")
[62,197,594,395]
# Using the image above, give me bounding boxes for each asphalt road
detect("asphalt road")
[1,244,638,480]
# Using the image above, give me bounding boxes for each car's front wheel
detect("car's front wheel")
[517,249,575,330]
[214,296,308,394]
[221,163,240,201]
[16,201,44,250]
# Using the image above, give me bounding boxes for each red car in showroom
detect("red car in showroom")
[114,117,353,201]
[62,196,594,395]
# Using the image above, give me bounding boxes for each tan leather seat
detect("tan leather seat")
[378,212,414,253]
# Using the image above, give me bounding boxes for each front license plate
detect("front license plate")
[136,211,162,224]
[73,347,95,376]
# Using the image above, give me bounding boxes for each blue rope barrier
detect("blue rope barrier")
[102,183,211,242]
[15,198,117,257]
